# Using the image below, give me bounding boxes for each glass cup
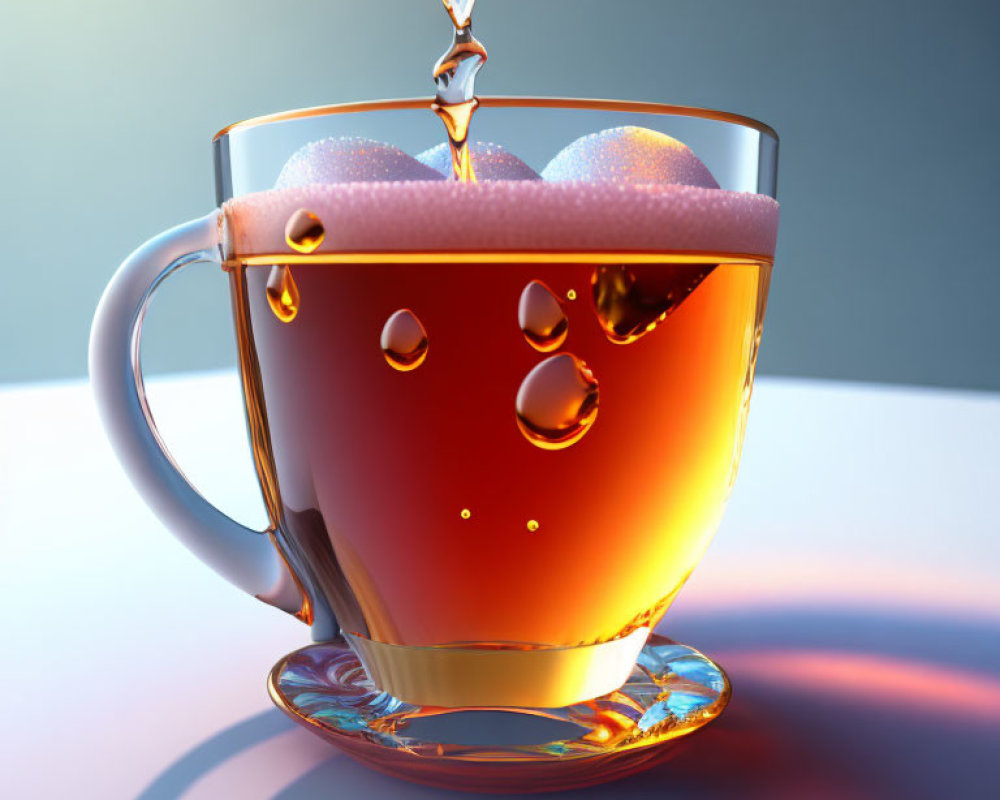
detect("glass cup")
[91,98,778,714]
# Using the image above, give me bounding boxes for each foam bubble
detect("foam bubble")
[416,141,540,181]
[541,126,719,189]
[275,137,443,189]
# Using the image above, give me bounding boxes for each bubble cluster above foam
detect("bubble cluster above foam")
[228,126,777,258]
[416,142,540,181]
[276,137,443,188]
[542,127,719,189]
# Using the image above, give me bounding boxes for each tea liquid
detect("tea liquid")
[229,245,769,647]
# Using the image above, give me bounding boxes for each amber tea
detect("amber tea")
[223,176,776,679]
[234,253,769,650]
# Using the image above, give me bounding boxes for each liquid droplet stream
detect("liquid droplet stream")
[432,0,486,182]
[442,0,475,29]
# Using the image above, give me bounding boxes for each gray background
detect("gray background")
[1,0,997,389]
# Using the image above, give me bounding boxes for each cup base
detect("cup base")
[268,633,730,793]
[343,628,651,708]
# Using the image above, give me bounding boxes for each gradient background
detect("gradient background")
[1,0,997,388]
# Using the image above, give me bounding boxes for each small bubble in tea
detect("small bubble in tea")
[460,508,472,520]
[526,520,540,533]
[266,265,300,323]
[284,209,325,254]
[381,309,429,371]
[518,280,568,352]
[566,289,577,301]
[516,353,599,450]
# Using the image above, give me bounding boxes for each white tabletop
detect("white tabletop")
[2,373,997,799]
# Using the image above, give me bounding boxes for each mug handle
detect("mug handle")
[89,210,302,614]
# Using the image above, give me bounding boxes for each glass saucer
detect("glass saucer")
[268,633,730,793]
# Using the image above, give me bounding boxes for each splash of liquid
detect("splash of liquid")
[266,265,300,323]
[518,280,568,352]
[591,264,715,344]
[432,0,486,182]
[381,309,429,371]
[284,209,325,253]
[516,353,599,450]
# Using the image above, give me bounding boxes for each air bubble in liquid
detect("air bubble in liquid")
[515,354,599,450]
[284,209,325,254]
[518,280,568,352]
[266,266,300,323]
[381,309,429,371]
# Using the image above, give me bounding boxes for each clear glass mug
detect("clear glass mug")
[90,98,778,709]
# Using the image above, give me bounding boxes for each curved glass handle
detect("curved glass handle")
[89,211,301,614]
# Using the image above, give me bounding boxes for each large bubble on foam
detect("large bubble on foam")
[541,126,719,189]
[276,137,444,188]
[416,142,540,181]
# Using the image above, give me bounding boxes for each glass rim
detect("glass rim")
[213,96,779,143]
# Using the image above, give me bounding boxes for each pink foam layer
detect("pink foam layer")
[225,181,779,258]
